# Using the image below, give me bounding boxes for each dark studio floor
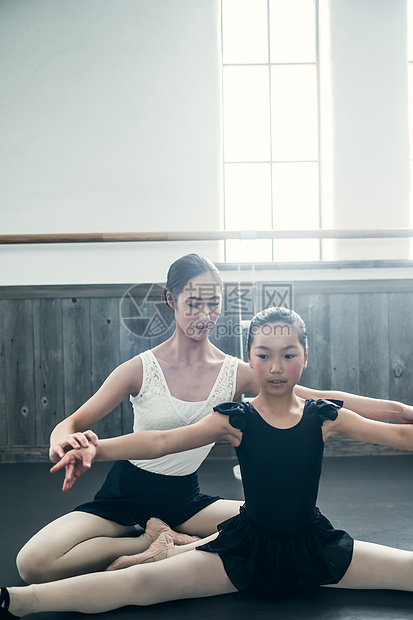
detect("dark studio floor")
[1,455,413,619]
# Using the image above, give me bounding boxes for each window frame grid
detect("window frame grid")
[221,0,322,263]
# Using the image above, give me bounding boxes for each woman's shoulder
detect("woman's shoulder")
[116,355,143,397]
[234,360,259,397]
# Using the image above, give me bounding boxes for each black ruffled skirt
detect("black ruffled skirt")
[197,506,353,600]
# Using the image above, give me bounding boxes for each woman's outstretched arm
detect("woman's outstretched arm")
[294,385,413,424]
[49,357,143,462]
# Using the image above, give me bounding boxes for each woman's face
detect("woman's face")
[172,272,222,341]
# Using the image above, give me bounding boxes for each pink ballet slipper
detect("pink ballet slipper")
[145,517,201,546]
[106,532,174,570]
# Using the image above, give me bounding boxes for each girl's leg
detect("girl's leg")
[9,550,237,616]
[326,540,413,591]
[175,499,244,537]
[17,512,152,583]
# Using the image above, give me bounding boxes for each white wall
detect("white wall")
[323,0,411,261]
[1,0,412,285]
[0,0,224,285]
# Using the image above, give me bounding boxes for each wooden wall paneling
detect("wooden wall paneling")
[4,299,36,444]
[210,282,243,359]
[388,292,413,405]
[294,294,331,390]
[0,300,6,443]
[90,298,122,439]
[33,298,64,444]
[209,313,242,359]
[119,287,149,435]
[62,297,92,418]
[329,294,360,393]
[358,293,389,400]
[146,282,175,351]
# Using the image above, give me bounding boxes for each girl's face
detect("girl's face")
[171,272,222,341]
[248,322,308,396]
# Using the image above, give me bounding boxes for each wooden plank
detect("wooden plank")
[2,278,413,301]
[90,298,122,439]
[388,292,413,405]
[324,437,412,457]
[294,294,331,390]
[62,298,92,417]
[0,445,49,462]
[329,294,360,393]
[0,301,6,443]
[119,286,150,435]
[4,300,36,444]
[210,282,245,359]
[119,283,165,361]
[358,293,389,399]
[33,299,65,444]
[0,284,131,300]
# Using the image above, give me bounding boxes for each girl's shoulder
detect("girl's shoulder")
[305,398,343,424]
[213,400,250,431]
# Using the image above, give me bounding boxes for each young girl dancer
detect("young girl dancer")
[16,254,413,584]
[2,306,413,617]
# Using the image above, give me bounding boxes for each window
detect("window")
[222,0,321,262]
[408,0,413,244]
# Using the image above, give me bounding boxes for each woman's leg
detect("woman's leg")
[8,550,237,616]
[175,499,244,537]
[17,512,152,583]
[106,532,219,570]
[326,539,413,591]
[103,499,243,571]
[104,498,244,571]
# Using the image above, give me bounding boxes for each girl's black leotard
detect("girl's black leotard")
[197,399,354,599]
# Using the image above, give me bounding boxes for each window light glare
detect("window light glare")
[222,0,268,64]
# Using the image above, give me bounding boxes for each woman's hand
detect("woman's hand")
[400,403,413,424]
[49,430,99,463]
[50,443,97,492]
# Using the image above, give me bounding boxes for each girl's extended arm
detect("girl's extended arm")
[294,385,413,424]
[323,407,413,451]
[49,357,142,462]
[51,412,241,491]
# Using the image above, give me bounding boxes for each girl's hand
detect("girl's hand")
[49,430,98,463]
[50,444,97,492]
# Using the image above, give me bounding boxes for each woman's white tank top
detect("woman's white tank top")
[129,350,239,476]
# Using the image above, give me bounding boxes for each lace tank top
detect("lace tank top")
[129,350,239,476]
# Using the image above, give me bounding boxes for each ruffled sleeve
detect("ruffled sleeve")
[314,398,343,424]
[213,401,247,431]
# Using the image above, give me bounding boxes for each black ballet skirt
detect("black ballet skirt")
[197,399,354,600]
